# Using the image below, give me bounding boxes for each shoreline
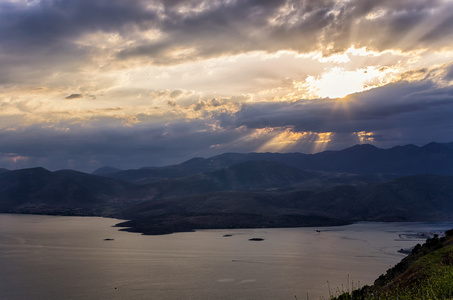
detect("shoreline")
[2,212,452,236]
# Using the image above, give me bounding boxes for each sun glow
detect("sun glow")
[297,66,395,99]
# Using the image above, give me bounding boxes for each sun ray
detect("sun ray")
[257,128,308,152]
[394,4,453,52]
[312,132,333,153]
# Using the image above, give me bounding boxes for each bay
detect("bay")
[0,214,452,300]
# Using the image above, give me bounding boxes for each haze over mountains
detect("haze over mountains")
[1,142,453,234]
[95,141,453,182]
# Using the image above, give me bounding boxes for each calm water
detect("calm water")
[1,214,452,300]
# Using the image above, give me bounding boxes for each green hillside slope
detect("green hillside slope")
[331,229,453,299]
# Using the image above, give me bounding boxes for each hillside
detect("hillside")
[331,229,453,299]
[117,174,453,234]
[146,160,323,198]
[0,167,155,216]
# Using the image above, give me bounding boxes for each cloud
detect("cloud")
[231,76,453,144]
[114,0,453,64]
[65,94,83,99]
[169,90,183,98]
[445,64,453,81]
[1,0,451,72]
[1,0,452,96]
[0,0,158,87]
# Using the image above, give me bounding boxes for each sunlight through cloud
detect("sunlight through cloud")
[313,132,333,153]
[295,66,396,99]
[355,131,375,144]
[257,128,307,153]
[256,129,334,154]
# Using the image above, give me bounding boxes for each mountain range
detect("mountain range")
[1,142,453,234]
[95,141,453,183]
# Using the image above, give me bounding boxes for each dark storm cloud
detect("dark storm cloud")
[0,0,159,83]
[117,0,453,63]
[232,79,453,137]
[117,0,334,61]
[0,0,157,48]
[1,0,451,76]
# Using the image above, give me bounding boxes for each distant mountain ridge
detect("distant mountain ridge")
[91,166,122,176]
[95,142,453,184]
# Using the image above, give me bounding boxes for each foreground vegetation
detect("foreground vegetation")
[330,229,453,300]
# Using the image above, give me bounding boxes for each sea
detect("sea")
[1,214,452,300]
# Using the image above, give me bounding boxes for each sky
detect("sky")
[1,0,453,172]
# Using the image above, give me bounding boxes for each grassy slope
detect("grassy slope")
[331,229,453,299]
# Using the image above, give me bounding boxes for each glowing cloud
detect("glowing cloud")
[0,153,30,166]
[257,128,307,152]
[355,131,376,144]
[295,65,398,99]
